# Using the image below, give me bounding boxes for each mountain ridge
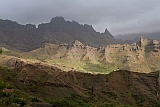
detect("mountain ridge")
[0,34,160,106]
[1,36,159,73]
[0,17,118,52]
[116,31,160,44]
[27,36,160,73]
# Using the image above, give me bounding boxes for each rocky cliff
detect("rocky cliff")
[1,36,160,73]
[26,37,160,73]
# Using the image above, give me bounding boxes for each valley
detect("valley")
[0,61,160,107]
[0,17,160,107]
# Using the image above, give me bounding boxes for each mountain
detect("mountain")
[1,36,160,106]
[115,31,160,44]
[0,17,118,52]
[1,17,160,107]
[1,36,160,73]
[5,36,155,73]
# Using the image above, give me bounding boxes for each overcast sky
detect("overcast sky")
[0,0,159,35]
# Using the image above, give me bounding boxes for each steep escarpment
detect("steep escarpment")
[0,17,118,52]
[26,40,101,72]
[0,64,159,107]
[1,36,160,73]
[101,36,160,72]
[26,37,160,73]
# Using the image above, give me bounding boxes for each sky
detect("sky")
[0,0,159,36]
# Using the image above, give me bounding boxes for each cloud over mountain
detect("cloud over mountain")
[0,0,159,35]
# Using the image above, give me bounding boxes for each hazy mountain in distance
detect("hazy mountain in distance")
[0,17,118,52]
[115,31,160,44]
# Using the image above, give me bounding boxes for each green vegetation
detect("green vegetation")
[97,103,136,107]
[0,47,2,54]
[0,80,10,89]
[97,103,115,107]
[0,67,29,106]
[49,100,136,107]
[84,62,116,74]
[0,80,27,106]
[50,99,93,107]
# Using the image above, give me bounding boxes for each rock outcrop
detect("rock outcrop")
[140,36,160,52]
[28,37,160,73]
[5,58,26,68]
[1,36,160,73]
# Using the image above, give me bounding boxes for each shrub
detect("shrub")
[31,97,40,102]
[50,99,93,107]
[0,47,2,54]
[98,103,115,107]
[13,98,27,106]
[0,80,9,90]
[0,91,7,97]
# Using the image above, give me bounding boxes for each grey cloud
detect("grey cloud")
[0,0,159,35]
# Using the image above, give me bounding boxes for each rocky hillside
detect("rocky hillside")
[0,17,118,52]
[1,36,160,73]
[0,36,160,106]
[23,36,160,73]
[0,63,159,107]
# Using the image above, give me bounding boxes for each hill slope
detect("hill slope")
[24,37,160,73]
[1,36,160,73]
[0,64,159,107]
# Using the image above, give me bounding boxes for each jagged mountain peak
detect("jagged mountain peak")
[104,28,109,33]
[0,17,119,51]
[102,28,112,35]
[50,16,66,23]
[72,40,84,46]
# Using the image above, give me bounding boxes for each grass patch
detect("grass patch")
[84,62,115,74]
